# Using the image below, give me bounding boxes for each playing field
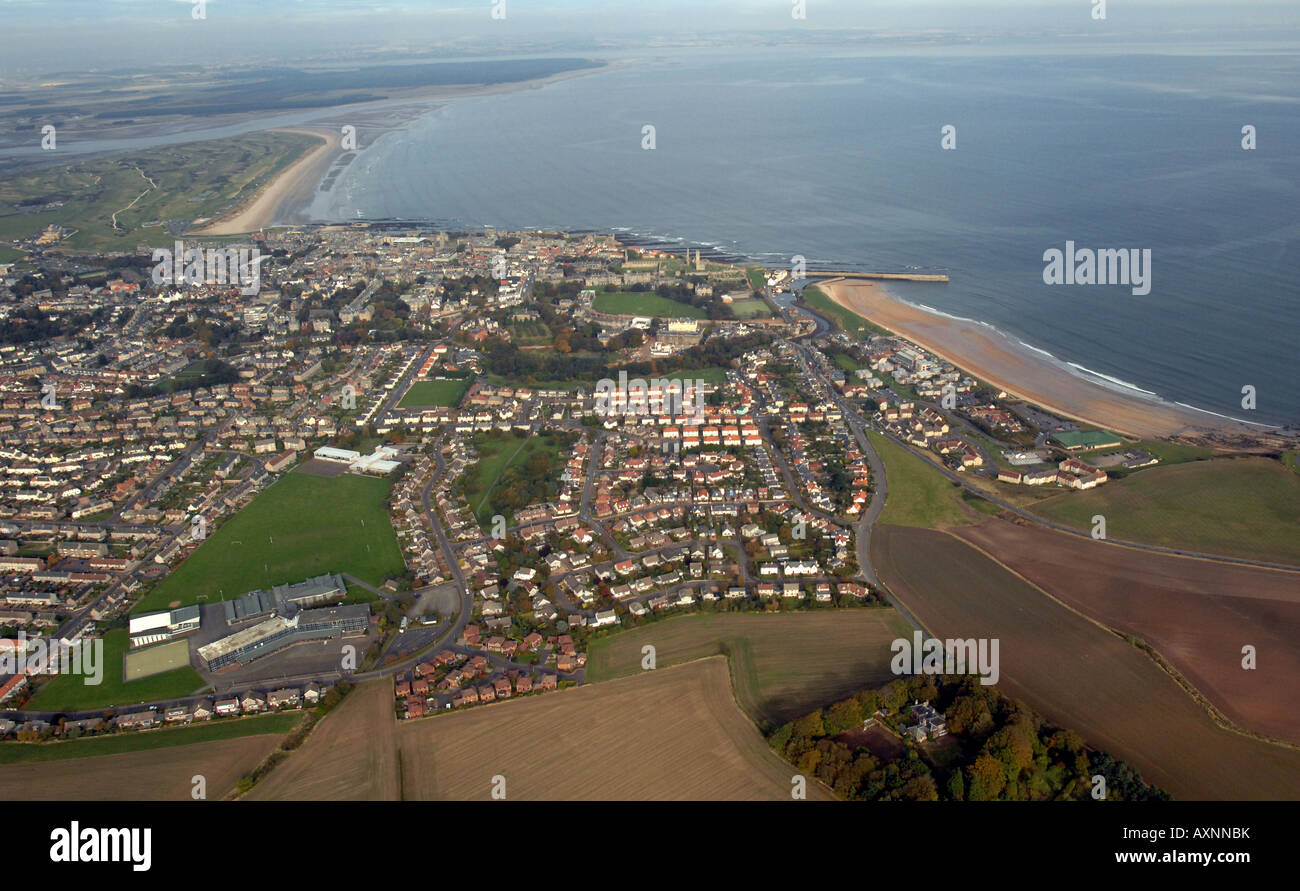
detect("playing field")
[123,639,192,682]
[585,608,913,730]
[398,377,471,408]
[25,629,205,712]
[868,431,972,528]
[1029,456,1300,566]
[871,523,1300,800]
[133,471,404,613]
[592,291,707,319]
[727,297,772,318]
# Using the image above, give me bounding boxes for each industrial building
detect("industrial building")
[224,572,347,625]
[128,605,201,648]
[198,603,369,671]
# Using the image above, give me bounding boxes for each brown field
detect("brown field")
[953,518,1300,745]
[871,523,1300,800]
[245,679,399,801]
[397,657,832,801]
[585,609,914,730]
[0,735,280,801]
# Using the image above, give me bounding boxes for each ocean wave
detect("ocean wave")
[1064,362,1161,398]
[1173,402,1279,429]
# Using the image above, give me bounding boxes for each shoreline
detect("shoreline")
[191,128,339,236]
[190,62,618,235]
[812,277,1271,442]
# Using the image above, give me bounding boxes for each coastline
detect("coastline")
[814,277,1263,441]
[191,128,339,236]
[188,62,617,235]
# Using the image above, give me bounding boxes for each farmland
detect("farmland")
[867,431,972,528]
[871,523,1300,800]
[0,131,319,250]
[26,629,204,712]
[0,734,286,800]
[592,290,707,319]
[953,518,1300,745]
[397,376,472,408]
[1029,456,1300,566]
[396,657,832,800]
[245,679,398,800]
[585,609,913,730]
[134,471,403,613]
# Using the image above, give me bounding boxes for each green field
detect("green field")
[800,285,889,339]
[586,610,913,730]
[26,629,205,712]
[728,297,772,318]
[462,430,570,527]
[0,245,25,263]
[0,712,302,765]
[868,431,973,528]
[398,377,471,408]
[1030,456,1300,566]
[593,291,707,319]
[0,131,320,250]
[133,471,404,613]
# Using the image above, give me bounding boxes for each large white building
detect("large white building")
[128,605,201,648]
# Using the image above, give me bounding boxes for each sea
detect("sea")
[305,46,1300,429]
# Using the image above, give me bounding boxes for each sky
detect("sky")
[1,1,1298,74]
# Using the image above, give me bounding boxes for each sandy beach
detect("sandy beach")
[816,278,1259,440]
[192,127,339,235]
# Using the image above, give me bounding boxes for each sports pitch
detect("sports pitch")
[123,639,192,682]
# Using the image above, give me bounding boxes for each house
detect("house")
[268,687,300,709]
[239,692,266,713]
[214,697,241,717]
[191,700,214,721]
[537,673,558,690]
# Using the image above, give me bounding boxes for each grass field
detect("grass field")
[398,377,471,408]
[398,658,832,800]
[462,430,568,527]
[0,712,301,765]
[26,629,205,712]
[1029,456,1300,566]
[123,639,192,682]
[871,523,1300,800]
[593,291,707,319]
[0,733,287,801]
[867,431,972,528]
[0,131,319,250]
[245,679,398,800]
[800,285,888,338]
[134,471,404,613]
[0,245,25,263]
[728,297,772,318]
[585,609,913,730]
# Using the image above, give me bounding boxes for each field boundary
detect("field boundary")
[939,528,1300,755]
